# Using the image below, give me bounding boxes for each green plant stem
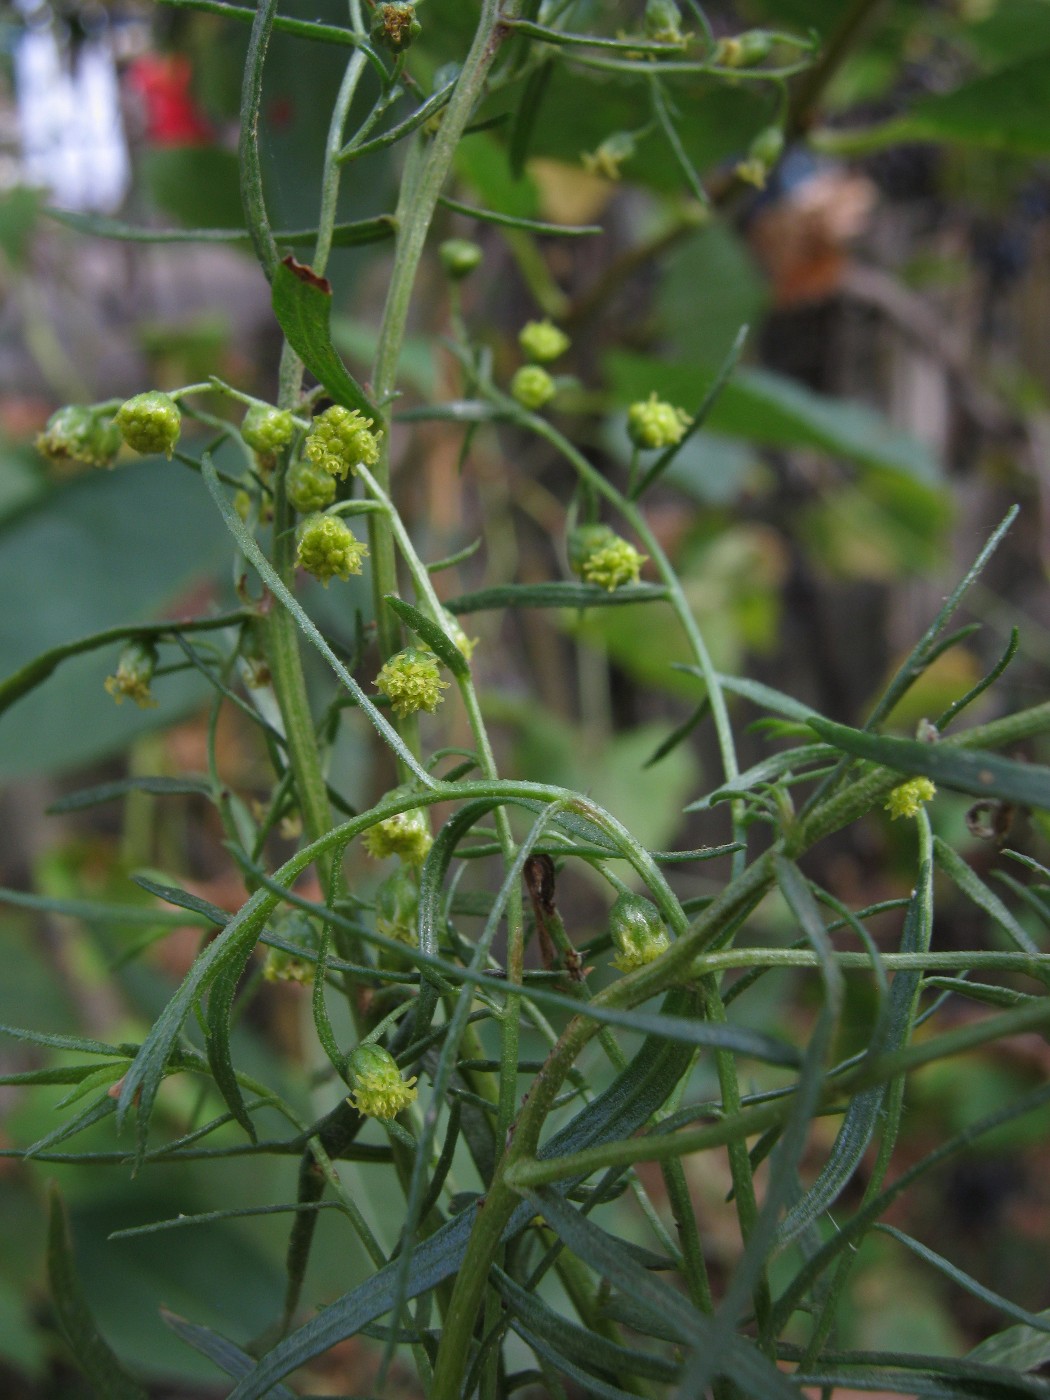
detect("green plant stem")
[238,0,279,279]
[313,2,370,277]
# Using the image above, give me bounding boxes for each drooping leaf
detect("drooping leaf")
[271,257,377,418]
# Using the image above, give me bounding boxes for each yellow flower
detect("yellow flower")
[348,1044,418,1119]
[885,778,937,820]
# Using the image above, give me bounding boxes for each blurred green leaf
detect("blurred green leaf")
[142,147,245,229]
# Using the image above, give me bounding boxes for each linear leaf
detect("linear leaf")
[933,837,1043,959]
[205,954,257,1140]
[271,257,377,418]
[162,1310,296,1397]
[48,1187,148,1400]
[445,581,668,612]
[0,1023,126,1055]
[45,206,394,248]
[809,716,1050,810]
[383,594,470,678]
[969,1314,1050,1373]
[48,775,213,813]
[688,743,834,810]
[0,885,212,926]
[129,873,230,926]
[437,194,601,235]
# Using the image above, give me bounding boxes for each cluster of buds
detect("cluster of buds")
[714,29,775,68]
[582,131,636,181]
[304,405,380,481]
[644,0,686,43]
[363,788,433,865]
[440,238,483,281]
[286,459,337,514]
[240,404,295,457]
[115,391,182,458]
[104,640,158,709]
[376,646,449,718]
[518,320,570,365]
[295,513,369,586]
[348,1043,418,1119]
[627,392,692,450]
[36,404,122,470]
[885,777,936,821]
[734,125,785,190]
[609,892,671,973]
[511,364,556,411]
[569,524,647,592]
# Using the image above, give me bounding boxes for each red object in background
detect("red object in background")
[126,53,213,146]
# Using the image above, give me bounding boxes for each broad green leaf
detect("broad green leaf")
[47,1187,148,1400]
[270,258,377,418]
[808,715,1050,811]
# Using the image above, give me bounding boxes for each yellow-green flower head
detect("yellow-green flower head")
[627,392,692,450]
[348,1043,418,1120]
[511,364,556,411]
[369,1,421,53]
[885,778,936,821]
[735,126,785,189]
[115,391,181,458]
[442,608,478,662]
[609,892,671,972]
[295,513,368,586]
[241,403,295,455]
[568,524,647,592]
[364,789,432,865]
[35,405,122,469]
[286,458,337,514]
[376,646,449,718]
[440,238,483,280]
[644,0,685,43]
[104,640,158,709]
[304,405,381,481]
[262,948,314,985]
[518,320,571,364]
[375,865,419,945]
[714,29,774,67]
[582,131,636,180]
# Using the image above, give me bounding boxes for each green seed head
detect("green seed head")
[348,1043,418,1119]
[440,238,483,280]
[286,458,337,514]
[35,404,123,469]
[115,391,181,458]
[627,392,692,450]
[511,364,557,411]
[104,640,158,709]
[304,405,380,480]
[363,789,433,865]
[370,1,421,53]
[518,320,571,364]
[240,404,295,455]
[295,513,368,586]
[609,893,671,973]
[568,524,646,592]
[376,646,449,718]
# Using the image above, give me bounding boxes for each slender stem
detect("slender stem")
[314,2,370,276]
[238,0,279,279]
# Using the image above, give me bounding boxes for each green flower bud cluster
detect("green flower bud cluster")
[582,131,636,181]
[609,892,671,973]
[348,1043,418,1120]
[35,404,122,469]
[440,238,483,280]
[304,405,380,481]
[518,320,571,364]
[286,459,337,514]
[116,391,182,458]
[370,1,421,53]
[885,778,936,821]
[644,0,686,43]
[735,125,785,189]
[104,640,158,709]
[295,513,369,586]
[364,789,433,865]
[714,29,774,67]
[569,524,647,592]
[627,392,692,450]
[511,364,556,411]
[376,646,449,718]
[240,403,295,455]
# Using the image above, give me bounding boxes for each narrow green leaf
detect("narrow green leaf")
[47,1186,148,1400]
[644,698,710,769]
[512,1319,662,1400]
[162,1310,296,1397]
[48,775,212,813]
[45,206,395,248]
[0,886,205,926]
[426,536,482,573]
[687,743,833,810]
[111,1201,343,1241]
[968,1313,1050,1373]
[205,955,258,1141]
[0,1023,126,1056]
[809,715,1050,811]
[508,59,554,177]
[437,194,601,236]
[271,258,378,418]
[675,668,818,723]
[923,976,1035,1009]
[384,594,470,678]
[446,581,668,613]
[933,837,1044,959]
[129,873,230,926]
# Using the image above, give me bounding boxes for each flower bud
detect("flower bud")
[511,364,556,411]
[518,320,571,364]
[581,131,636,180]
[627,392,692,450]
[240,403,295,455]
[735,125,785,189]
[440,238,483,280]
[348,1043,418,1119]
[714,29,774,67]
[304,405,380,481]
[370,1,421,53]
[364,788,432,864]
[104,640,158,708]
[645,0,685,43]
[286,458,337,513]
[609,893,670,972]
[885,778,936,821]
[295,513,368,586]
[568,524,647,592]
[375,865,419,945]
[35,405,122,469]
[376,646,449,718]
[115,391,181,458]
